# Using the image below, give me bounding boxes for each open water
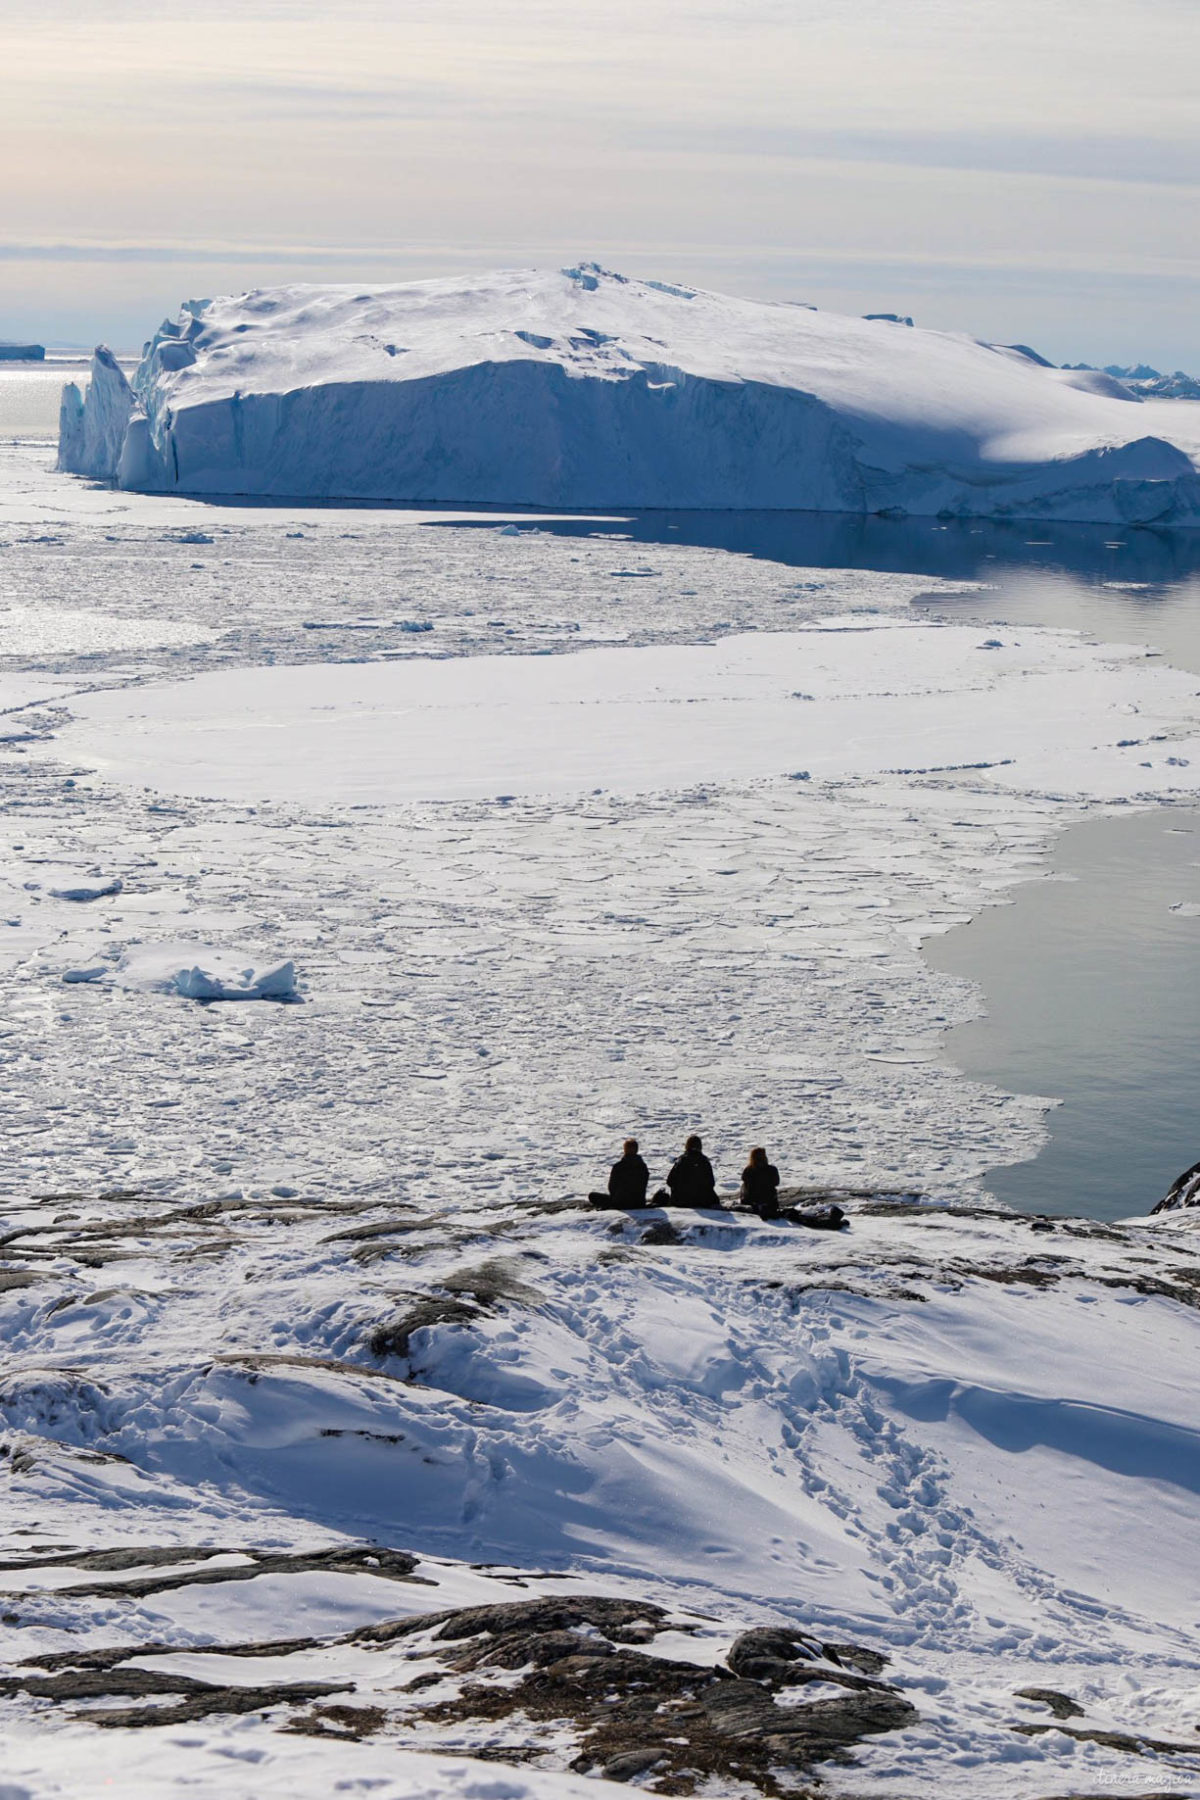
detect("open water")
[0,359,90,440]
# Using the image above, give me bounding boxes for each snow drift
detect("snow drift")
[58,264,1200,520]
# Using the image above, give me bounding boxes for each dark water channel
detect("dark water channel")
[925,809,1200,1220]
[487,509,1200,1219]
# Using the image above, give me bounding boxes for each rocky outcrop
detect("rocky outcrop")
[1151,1158,1200,1212]
[12,1578,917,1788]
[395,1593,918,1788]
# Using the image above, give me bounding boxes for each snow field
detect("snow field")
[5,1200,1200,1796]
[0,1725,639,1800]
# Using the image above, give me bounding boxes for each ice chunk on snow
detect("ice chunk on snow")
[174,959,297,1001]
[55,268,1200,523]
[47,876,122,901]
[109,943,299,1001]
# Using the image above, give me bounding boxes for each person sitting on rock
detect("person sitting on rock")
[665,1134,719,1207]
[740,1145,781,1218]
[589,1138,650,1209]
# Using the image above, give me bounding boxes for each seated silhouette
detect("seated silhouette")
[589,1137,650,1209]
[740,1146,780,1218]
[665,1134,719,1207]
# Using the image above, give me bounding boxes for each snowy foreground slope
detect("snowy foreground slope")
[59,264,1200,522]
[5,438,1200,1795]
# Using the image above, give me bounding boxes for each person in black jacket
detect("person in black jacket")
[665,1134,719,1207]
[740,1145,781,1218]
[589,1138,650,1208]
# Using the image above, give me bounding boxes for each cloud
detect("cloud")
[638,127,1200,190]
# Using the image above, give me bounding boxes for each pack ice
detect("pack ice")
[58,265,1200,522]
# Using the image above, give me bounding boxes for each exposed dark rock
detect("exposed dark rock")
[475,1629,615,1670]
[1016,1721,1200,1756]
[822,1641,889,1675]
[1093,1269,1200,1310]
[57,1544,419,1599]
[5,1582,917,1790]
[726,1626,825,1680]
[1029,1791,1194,1800]
[725,1632,886,1695]
[440,1257,544,1309]
[323,1215,426,1243]
[393,1592,916,1792]
[83,1682,347,1729]
[350,1594,665,1649]
[1015,1685,1085,1720]
[0,1545,210,1576]
[436,1596,667,1643]
[366,1299,479,1358]
[0,1271,40,1292]
[600,1747,670,1780]
[401,1670,444,1692]
[213,1351,411,1382]
[639,1220,681,1245]
[703,1675,917,1752]
[24,1636,322,1671]
[951,1259,1063,1288]
[284,1702,387,1740]
[1,1668,217,1701]
[0,1665,347,1729]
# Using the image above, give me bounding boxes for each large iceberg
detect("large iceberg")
[57,264,1200,523]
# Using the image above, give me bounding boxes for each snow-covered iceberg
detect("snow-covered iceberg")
[57,346,137,480]
[58,264,1200,523]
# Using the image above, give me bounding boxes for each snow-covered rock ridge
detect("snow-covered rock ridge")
[6,1190,1200,1798]
[58,265,1200,522]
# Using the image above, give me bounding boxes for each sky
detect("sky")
[2,0,1198,367]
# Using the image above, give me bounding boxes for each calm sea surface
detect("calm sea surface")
[0,359,90,440]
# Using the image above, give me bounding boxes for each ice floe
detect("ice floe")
[60,618,1200,806]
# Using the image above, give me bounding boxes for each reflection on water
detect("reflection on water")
[502,506,1200,592]
[925,810,1200,1221]
[0,361,87,441]
[444,506,1200,672]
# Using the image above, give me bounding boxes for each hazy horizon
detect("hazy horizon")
[3,0,1198,368]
